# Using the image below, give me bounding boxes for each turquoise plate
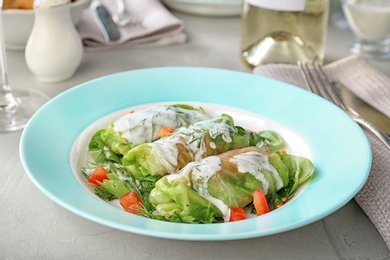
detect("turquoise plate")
[20,67,371,240]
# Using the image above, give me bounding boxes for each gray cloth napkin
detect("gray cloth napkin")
[76,0,186,51]
[253,54,390,249]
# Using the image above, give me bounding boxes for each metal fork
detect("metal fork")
[298,61,390,150]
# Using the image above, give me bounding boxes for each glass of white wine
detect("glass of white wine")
[0,1,49,132]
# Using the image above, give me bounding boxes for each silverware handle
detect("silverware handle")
[352,115,390,150]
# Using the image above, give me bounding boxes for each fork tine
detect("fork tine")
[311,61,347,110]
[297,61,318,94]
[298,61,329,99]
[298,60,347,111]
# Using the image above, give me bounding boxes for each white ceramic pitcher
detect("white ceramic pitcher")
[25,0,83,83]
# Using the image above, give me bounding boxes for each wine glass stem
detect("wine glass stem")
[0,2,17,110]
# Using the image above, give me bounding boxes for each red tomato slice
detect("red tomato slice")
[157,126,175,138]
[229,207,246,222]
[120,191,143,214]
[87,166,109,187]
[252,188,270,216]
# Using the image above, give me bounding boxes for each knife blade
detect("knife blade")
[91,0,121,42]
[332,82,390,136]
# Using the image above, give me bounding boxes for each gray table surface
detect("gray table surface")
[1,9,390,260]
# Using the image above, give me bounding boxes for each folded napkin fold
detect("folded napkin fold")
[253,54,390,249]
[76,0,186,51]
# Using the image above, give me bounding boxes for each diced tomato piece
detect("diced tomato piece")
[252,188,270,216]
[229,207,246,222]
[120,191,143,214]
[88,166,109,187]
[157,126,175,138]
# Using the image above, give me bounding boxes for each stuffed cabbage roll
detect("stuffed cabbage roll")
[122,115,262,179]
[88,104,210,163]
[149,147,314,223]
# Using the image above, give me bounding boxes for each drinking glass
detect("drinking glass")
[0,2,49,132]
[341,0,390,58]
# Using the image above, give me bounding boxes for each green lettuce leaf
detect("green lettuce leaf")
[88,130,121,165]
[256,130,285,152]
[278,152,315,196]
[149,176,222,223]
[100,124,132,156]
[99,173,130,198]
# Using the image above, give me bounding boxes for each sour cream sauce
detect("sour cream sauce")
[230,151,284,194]
[168,156,231,222]
[113,106,209,148]
[149,117,236,172]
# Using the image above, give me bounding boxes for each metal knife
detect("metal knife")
[332,82,390,136]
[91,0,121,42]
